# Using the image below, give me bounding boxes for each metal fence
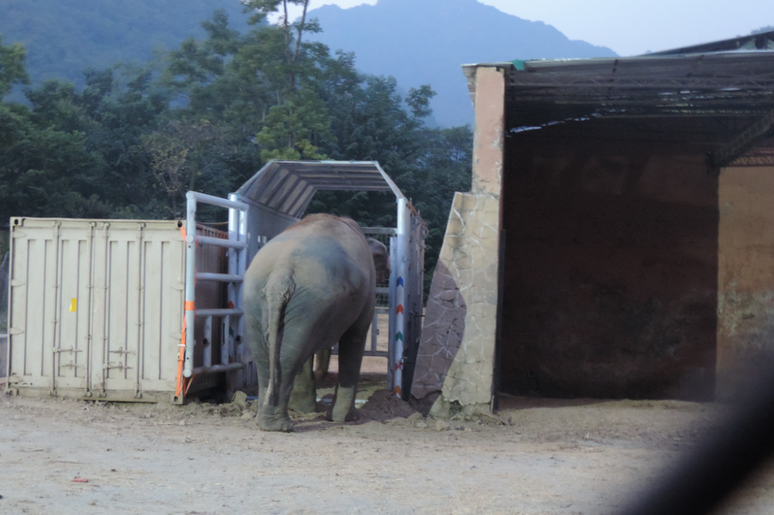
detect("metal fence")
[361,227,396,359]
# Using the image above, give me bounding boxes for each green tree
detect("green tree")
[161,6,336,175]
[310,76,434,227]
[0,58,174,222]
[0,34,29,98]
[255,88,329,160]
[408,124,473,289]
[81,65,172,215]
[0,35,30,158]
[0,49,109,222]
[0,121,111,222]
[240,0,332,160]
[141,118,234,218]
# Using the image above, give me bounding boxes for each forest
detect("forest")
[0,1,473,288]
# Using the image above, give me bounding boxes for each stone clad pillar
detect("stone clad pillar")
[411,66,505,415]
[470,67,506,197]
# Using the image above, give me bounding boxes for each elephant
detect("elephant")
[244,213,390,432]
[311,236,390,384]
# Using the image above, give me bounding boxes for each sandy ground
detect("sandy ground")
[3,378,774,515]
[3,318,773,514]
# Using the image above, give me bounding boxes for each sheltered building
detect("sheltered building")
[412,30,774,414]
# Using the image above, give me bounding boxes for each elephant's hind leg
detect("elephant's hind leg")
[247,313,293,431]
[314,348,331,382]
[257,358,297,432]
[328,323,368,422]
[289,356,317,413]
[258,407,294,432]
[258,379,295,432]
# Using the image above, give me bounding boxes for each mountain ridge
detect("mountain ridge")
[0,0,252,89]
[307,0,617,126]
[1,0,616,127]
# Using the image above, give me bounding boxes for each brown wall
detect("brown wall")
[500,128,719,400]
[717,165,774,398]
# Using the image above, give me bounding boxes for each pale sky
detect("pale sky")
[285,0,774,56]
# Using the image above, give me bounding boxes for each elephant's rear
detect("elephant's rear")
[243,214,378,431]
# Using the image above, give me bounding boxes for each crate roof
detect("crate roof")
[236,160,404,218]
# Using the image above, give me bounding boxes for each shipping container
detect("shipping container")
[4,217,226,402]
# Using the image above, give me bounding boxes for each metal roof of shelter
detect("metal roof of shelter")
[463,30,774,166]
[648,29,774,56]
[236,160,404,219]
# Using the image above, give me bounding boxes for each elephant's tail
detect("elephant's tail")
[264,271,296,407]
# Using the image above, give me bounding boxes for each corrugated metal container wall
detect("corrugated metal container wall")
[6,218,187,402]
[242,201,298,263]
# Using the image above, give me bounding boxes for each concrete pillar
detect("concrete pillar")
[412,66,505,415]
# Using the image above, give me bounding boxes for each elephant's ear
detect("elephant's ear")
[367,238,390,284]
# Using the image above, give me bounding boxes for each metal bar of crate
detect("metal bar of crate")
[196,235,247,249]
[188,191,249,212]
[229,192,249,390]
[195,308,244,317]
[196,273,244,283]
[391,197,410,396]
[203,317,212,368]
[361,227,397,236]
[191,362,246,377]
[183,191,248,381]
[363,227,395,365]
[222,314,230,371]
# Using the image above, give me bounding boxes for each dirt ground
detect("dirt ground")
[3,374,774,515]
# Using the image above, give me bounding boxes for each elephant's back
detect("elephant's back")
[248,216,371,275]
[245,233,370,334]
[244,215,376,350]
[245,225,372,299]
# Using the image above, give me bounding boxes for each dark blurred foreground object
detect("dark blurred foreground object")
[620,369,774,515]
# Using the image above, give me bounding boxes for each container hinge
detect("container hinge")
[103,362,133,371]
[54,347,83,354]
[59,363,86,370]
[109,347,136,356]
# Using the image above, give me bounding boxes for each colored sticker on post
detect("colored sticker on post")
[69,298,77,312]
